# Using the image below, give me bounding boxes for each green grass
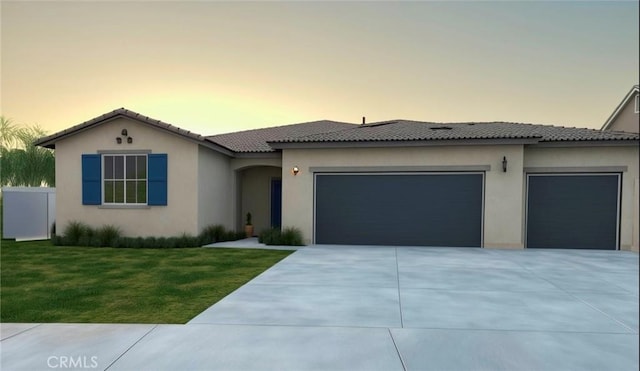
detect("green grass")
[0,239,292,323]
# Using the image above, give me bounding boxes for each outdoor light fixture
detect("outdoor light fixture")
[116,137,122,144]
[502,156,508,172]
[292,166,300,176]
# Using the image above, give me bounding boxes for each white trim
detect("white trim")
[101,154,148,206]
[523,166,627,173]
[312,171,486,247]
[601,85,640,131]
[310,165,492,173]
[524,173,621,250]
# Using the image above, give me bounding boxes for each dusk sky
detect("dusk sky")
[2,1,638,136]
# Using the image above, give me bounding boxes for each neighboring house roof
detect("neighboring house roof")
[601,84,640,131]
[34,108,234,156]
[206,120,356,153]
[269,120,639,147]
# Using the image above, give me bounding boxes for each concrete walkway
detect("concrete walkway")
[2,246,638,370]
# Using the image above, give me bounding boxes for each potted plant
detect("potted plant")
[244,212,254,238]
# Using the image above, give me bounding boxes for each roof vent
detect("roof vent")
[430,126,452,130]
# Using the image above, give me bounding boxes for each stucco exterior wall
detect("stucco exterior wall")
[606,94,639,133]
[524,145,639,251]
[239,166,282,235]
[197,146,234,232]
[281,145,525,247]
[54,117,201,237]
[229,157,282,230]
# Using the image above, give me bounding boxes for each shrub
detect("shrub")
[199,225,244,245]
[259,227,305,246]
[258,228,279,245]
[199,225,227,244]
[95,225,122,247]
[144,237,158,248]
[63,221,92,246]
[280,227,304,246]
[54,223,244,248]
[51,234,64,246]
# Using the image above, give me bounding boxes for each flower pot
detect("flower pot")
[244,225,254,238]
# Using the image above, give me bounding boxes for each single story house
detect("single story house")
[36,108,639,251]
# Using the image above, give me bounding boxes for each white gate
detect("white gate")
[2,187,56,241]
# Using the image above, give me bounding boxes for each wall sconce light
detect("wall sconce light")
[127,137,133,144]
[121,129,128,136]
[116,137,122,144]
[291,166,300,176]
[502,156,508,172]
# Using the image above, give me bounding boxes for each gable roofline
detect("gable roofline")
[34,108,234,156]
[601,84,639,131]
[206,119,357,153]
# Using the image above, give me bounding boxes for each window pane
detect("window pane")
[114,157,124,179]
[137,156,147,179]
[114,181,124,203]
[104,181,114,203]
[126,156,136,179]
[126,181,136,203]
[104,156,114,179]
[137,180,147,203]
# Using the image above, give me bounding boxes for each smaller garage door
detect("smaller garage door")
[526,174,620,250]
[315,173,484,247]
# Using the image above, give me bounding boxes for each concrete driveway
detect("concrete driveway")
[2,246,638,370]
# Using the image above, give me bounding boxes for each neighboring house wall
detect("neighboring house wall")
[239,166,282,235]
[281,145,526,248]
[605,94,639,133]
[54,117,201,237]
[197,145,233,232]
[523,145,639,251]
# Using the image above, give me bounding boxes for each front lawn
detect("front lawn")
[0,240,292,323]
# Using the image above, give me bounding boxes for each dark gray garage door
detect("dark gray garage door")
[526,174,620,250]
[315,173,483,247]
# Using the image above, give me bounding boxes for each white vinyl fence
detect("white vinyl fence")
[2,187,56,241]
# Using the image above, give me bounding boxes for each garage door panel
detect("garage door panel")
[526,174,619,250]
[315,173,483,247]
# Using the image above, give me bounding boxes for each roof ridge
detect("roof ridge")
[207,119,356,138]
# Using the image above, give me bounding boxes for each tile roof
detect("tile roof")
[35,108,232,155]
[36,108,638,156]
[269,120,639,145]
[207,120,357,153]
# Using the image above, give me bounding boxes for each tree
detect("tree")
[1,116,55,187]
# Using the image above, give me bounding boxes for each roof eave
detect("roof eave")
[530,139,640,148]
[34,109,235,157]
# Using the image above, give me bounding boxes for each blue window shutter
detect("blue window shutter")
[82,154,101,205]
[148,154,168,206]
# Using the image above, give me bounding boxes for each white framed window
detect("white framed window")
[635,94,639,113]
[103,154,147,204]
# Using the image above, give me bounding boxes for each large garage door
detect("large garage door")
[315,173,484,247]
[526,174,620,250]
